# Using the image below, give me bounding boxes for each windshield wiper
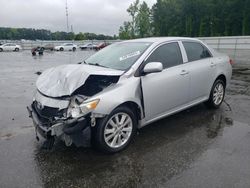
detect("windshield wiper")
[77,60,87,64]
[88,63,108,68]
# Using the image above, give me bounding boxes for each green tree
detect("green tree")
[127,0,140,38]
[75,32,85,40]
[136,1,151,37]
[119,21,132,39]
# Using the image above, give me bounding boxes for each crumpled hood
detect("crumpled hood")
[36,64,124,97]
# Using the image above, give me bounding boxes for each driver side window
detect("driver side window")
[145,42,183,69]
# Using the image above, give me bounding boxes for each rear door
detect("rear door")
[65,43,72,50]
[181,41,216,102]
[4,44,11,51]
[10,44,16,51]
[141,42,190,122]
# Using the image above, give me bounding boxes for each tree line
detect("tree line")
[0,27,115,40]
[119,0,250,39]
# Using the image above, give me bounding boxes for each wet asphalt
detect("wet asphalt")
[0,50,250,188]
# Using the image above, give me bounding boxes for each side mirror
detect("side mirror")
[143,62,163,74]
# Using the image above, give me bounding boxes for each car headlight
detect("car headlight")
[67,97,99,118]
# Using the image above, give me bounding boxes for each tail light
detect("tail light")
[229,59,234,65]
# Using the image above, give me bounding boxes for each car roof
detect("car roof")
[123,37,201,44]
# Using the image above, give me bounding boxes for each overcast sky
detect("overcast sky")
[0,0,156,35]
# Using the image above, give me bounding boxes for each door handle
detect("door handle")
[210,62,216,67]
[180,70,189,75]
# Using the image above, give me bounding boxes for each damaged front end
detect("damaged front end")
[27,64,122,149]
[27,92,93,148]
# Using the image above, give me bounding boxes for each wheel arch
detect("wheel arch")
[215,74,227,86]
[115,101,143,122]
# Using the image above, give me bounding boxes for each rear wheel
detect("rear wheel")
[73,47,76,51]
[0,48,3,52]
[15,48,19,52]
[93,106,137,153]
[205,79,225,109]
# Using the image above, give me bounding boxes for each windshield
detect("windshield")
[85,42,152,70]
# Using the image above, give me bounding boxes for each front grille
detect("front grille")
[32,101,66,127]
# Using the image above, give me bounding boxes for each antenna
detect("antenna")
[65,0,69,32]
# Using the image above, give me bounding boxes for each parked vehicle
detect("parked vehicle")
[41,44,54,51]
[94,42,109,51]
[31,47,44,56]
[27,37,232,153]
[54,43,77,51]
[79,43,97,50]
[0,43,22,52]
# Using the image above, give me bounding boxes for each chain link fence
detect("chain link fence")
[1,36,250,65]
[199,36,250,66]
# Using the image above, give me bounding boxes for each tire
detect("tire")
[41,47,45,51]
[60,47,64,51]
[205,79,225,109]
[93,106,137,153]
[72,47,76,52]
[15,48,19,52]
[0,48,3,52]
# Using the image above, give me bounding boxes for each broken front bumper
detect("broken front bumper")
[27,105,91,147]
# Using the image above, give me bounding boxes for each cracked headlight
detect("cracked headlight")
[67,97,99,118]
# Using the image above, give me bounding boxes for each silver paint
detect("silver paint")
[36,64,124,97]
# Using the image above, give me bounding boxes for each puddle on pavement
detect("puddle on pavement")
[0,133,15,140]
[31,103,237,188]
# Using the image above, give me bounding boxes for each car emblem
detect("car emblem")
[37,102,44,110]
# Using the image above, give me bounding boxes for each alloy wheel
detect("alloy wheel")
[213,82,224,105]
[104,112,133,148]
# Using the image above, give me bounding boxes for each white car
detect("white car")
[79,43,97,50]
[0,43,22,52]
[54,43,77,51]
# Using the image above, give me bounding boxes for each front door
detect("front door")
[141,42,190,122]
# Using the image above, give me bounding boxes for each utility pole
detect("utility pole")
[65,0,69,33]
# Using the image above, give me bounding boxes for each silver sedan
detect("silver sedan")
[28,37,232,153]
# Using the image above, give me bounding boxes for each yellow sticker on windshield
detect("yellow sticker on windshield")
[119,51,141,61]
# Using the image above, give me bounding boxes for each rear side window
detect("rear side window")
[183,41,211,62]
[145,42,183,69]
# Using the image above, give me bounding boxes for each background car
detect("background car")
[79,43,97,50]
[41,44,54,51]
[0,43,22,52]
[54,43,77,51]
[31,47,44,56]
[94,42,110,51]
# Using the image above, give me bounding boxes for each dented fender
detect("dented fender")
[90,76,144,121]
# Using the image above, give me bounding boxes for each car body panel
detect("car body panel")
[36,64,124,97]
[141,65,190,121]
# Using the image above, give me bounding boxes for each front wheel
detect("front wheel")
[0,48,3,52]
[72,47,76,51]
[60,47,64,51]
[93,106,137,153]
[15,48,19,52]
[205,79,225,109]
